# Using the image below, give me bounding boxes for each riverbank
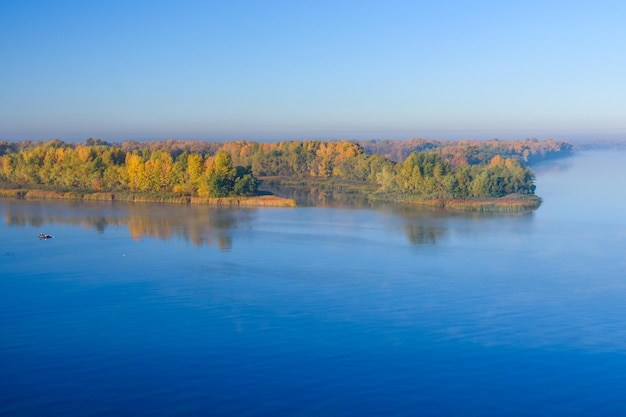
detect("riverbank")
[260,178,542,212]
[0,188,296,208]
[0,186,540,212]
[375,193,542,212]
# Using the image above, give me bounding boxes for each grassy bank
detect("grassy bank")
[0,188,296,208]
[374,193,542,212]
[260,177,542,212]
[0,186,540,212]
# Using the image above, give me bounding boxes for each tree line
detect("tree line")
[211,140,537,198]
[0,137,560,199]
[0,140,257,198]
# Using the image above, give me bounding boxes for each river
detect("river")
[1,150,625,416]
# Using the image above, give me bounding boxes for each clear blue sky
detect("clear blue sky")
[1,0,625,142]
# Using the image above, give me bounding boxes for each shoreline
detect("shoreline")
[373,194,542,212]
[0,188,540,212]
[0,189,296,208]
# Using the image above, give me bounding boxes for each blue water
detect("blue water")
[2,150,626,416]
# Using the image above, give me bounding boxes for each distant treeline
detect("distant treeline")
[0,138,573,200]
[574,140,626,151]
[357,137,574,164]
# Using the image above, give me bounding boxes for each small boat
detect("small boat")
[39,233,53,239]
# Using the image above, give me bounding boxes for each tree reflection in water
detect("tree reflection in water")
[403,224,446,245]
[1,200,247,251]
[1,195,534,249]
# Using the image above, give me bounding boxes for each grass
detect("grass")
[0,188,296,208]
[376,194,542,212]
[260,177,542,212]
[0,181,539,212]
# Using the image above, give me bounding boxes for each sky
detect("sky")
[1,0,625,142]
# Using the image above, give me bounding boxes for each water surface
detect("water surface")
[1,150,626,416]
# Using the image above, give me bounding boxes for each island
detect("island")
[0,138,574,211]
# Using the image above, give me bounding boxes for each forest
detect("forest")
[0,138,573,205]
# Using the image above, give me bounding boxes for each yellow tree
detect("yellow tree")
[315,142,334,177]
[187,154,203,183]
[125,153,144,191]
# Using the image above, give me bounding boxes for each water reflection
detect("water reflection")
[1,195,537,250]
[1,200,248,251]
[403,223,447,245]
[259,184,380,209]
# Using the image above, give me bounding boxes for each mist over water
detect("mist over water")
[1,150,626,416]
[533,150,626,226]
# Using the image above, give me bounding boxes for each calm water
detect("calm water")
[1,150,626,416]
